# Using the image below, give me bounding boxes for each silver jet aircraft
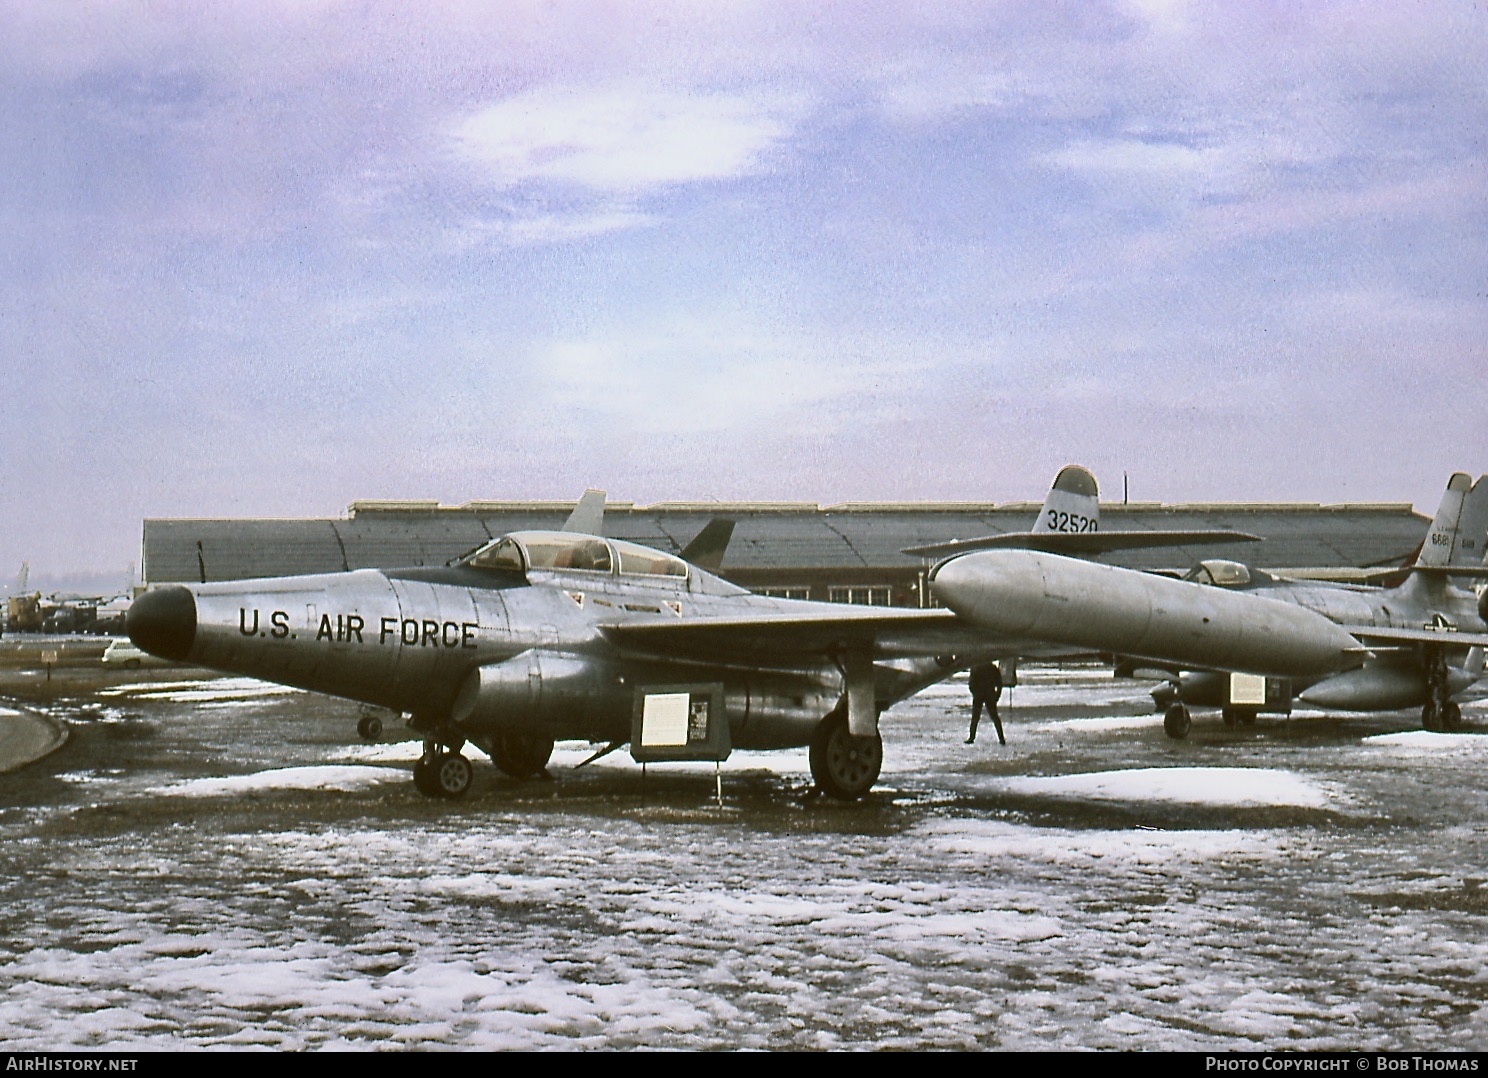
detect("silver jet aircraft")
[126,470,1374,801]
[924,470,1488,738]
[128,491,993,800]
[1149,472,1488,735]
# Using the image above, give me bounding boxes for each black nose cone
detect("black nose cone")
[127,586,197,661]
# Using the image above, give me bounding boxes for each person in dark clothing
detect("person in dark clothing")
[966,662,1005,745]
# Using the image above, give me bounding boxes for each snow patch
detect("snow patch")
[164,766,404,796]
[994,766,1331,808]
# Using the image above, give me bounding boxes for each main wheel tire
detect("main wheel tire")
[1163,704,1192,740]
[488,731,556,779]
[357,715,383,741]
[1422,702,1440,732]
[808,710,882,801]
[435,752,473,798]
[412,758,440,797]
[1221,707,1238,727]
[1442,701,1462,731]
[1238,708,1257,726]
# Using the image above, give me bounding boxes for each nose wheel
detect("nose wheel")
[1163,703,1192,739]
[413,741,474,799]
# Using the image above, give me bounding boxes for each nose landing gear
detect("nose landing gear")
[413,739,474,799]
[1163,703,1192,740]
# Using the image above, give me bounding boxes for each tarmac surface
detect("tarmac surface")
[1,636,1487,1051]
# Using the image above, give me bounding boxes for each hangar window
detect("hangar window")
[829,586,892,606]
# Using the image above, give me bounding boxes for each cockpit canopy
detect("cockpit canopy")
[463,531,688,579]
[1183,559,1254,588]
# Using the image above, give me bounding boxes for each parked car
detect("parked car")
[101,640,169,669]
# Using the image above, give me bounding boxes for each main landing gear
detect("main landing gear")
[1221,706,1258,728]
[484,731,556,780]
[809,709,883,800]
[1421,647,1462,732]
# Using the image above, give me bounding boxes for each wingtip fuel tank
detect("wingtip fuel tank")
[930,549,1360,679]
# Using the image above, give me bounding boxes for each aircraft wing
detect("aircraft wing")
[599,608,1043,663]
[903,529,1262,560]
[1273,564,1488,585]
[1409,565,1488,580]
[1341,625,1488,648]
[1269,566,1413,585]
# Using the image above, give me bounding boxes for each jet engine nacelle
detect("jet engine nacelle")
[1152,670,1292,712]
[1298,662,1478,711]
[451,651,859,749]
[451,650,631,739]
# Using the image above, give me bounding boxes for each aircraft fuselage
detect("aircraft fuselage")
[129,564,949,751]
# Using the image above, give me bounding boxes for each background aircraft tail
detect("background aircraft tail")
[903,465,1257,560]
[1415,473,1488,569]
[1033,465,1101,536]
[561,489,607,535]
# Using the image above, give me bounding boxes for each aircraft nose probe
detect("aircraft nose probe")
[126,585,198,662]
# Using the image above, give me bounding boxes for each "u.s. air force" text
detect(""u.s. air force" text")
[238,608,477,648]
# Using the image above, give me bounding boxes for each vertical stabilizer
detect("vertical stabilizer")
[561,490,606,535]
[1463,647,1485,678]
[1416,474,1488,568]
[1034,465,1101,535]
[679,519,735,572]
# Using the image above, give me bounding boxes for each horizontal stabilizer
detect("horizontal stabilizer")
[1406,564,1488,580]
[904,529,1261,560]
[1342,624,1488,649]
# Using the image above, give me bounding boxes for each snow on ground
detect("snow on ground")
[6,795,1481,1052]
[165,766,406,796]
[1365,730,1488,751]
[916,816,1273,865]
[99,677,307,703]
[992,766,1332,808]
[1028,715,1160,734]
[5,667,1486,1050]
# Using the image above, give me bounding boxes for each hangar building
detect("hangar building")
[140,496,1430,608]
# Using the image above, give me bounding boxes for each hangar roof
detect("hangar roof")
[141,498,1430,585]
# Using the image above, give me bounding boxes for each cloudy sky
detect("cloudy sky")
[3,1,1485,581]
